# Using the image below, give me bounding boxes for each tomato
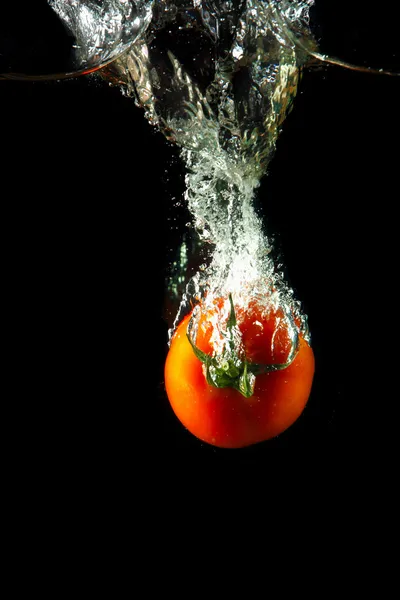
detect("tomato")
[164,296,315,448]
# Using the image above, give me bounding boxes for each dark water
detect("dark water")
[2,56,399,485]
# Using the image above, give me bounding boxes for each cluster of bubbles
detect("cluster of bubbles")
[48,2,317,344]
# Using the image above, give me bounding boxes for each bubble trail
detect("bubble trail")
[54,1,315,341]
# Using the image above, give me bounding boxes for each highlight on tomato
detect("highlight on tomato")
[164,294,315,449]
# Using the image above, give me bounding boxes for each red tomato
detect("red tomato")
[164,297,315,448]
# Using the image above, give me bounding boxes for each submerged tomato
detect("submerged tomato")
[164,298,315,449]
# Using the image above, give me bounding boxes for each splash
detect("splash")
[50,1,316,344]
[48,0,153,71]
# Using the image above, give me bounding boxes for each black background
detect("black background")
[2,9,400,483]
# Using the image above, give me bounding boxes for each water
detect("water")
[51,1,316,352]
[48,0,154,72]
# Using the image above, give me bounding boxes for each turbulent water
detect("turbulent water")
[48,0,154,70]
[50,1,316,344]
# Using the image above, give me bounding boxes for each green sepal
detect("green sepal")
[186,294,299,399]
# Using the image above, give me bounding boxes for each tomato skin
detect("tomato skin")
[164,308,315,449]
